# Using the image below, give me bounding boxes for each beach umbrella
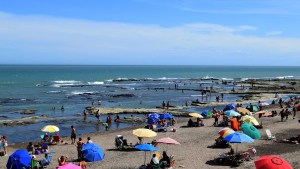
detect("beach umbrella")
[224,110,241,117]
[224,132,254,153]
[147,113,160,124]
[133,128,157,138]
[57,163,81,169]
[224,103,236,111]
[156,137,180,145]
[188,113,203,118]
[135,144,159,166]
[156,137,180,152]
[237,107,250,115]
[255,155,293,169]
[242,115,259,126]
[81,143,105,162]
[224,132,254,143]
[259,102,269,106]
[6,149,31,169]
[201,110,210,117]
[159,113,173,119]
[241,123,261,139]
[218,128,235,138]
[41,125,60,133]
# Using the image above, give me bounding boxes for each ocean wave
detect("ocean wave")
[52,80,81,84]
[46,90,65,94]
[50,80,104,87]
[70,90,99,96]
[87,81,104,85]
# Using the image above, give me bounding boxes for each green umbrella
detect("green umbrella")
[241,123,261,139]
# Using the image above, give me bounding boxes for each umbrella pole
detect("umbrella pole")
[144,151,146,166]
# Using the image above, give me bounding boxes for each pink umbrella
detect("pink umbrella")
[156,137,180,145]
[58,163,81,169]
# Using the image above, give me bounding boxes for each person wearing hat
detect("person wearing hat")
[30,155,39,169]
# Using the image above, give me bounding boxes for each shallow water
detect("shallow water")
[1,65,300,143]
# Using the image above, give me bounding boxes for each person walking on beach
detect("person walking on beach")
[71,126,76,144]
[280,109,285,122]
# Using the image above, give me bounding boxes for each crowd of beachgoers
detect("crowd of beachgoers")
[1,90,300,168]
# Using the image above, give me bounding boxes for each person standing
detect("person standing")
[2,136,8,156]
[76,138,84,160]
[71,126,76,144]
[293,106,297,119]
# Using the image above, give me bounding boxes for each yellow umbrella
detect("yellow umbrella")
[242,115,259,126]
[133,128,157,138]
[237,107,250,115]
[41,125,60,133]
[188,113,203,118]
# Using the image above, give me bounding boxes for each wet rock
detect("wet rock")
[21,109,37,114]
[111,94,135,98]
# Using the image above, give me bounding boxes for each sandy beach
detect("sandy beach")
[1,102,299,169]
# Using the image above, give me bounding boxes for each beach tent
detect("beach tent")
[159,113,173,119]
[224,103,236,111]
[147,113,159,124]
[6,149,31,169]
[231,118,239,131]
[241,123,261,139]
[81,143,105,162]
[201,110,210,117]
[250,105,259,112]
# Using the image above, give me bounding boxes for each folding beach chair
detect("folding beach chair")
[265,129,276,141]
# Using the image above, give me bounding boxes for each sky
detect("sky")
[0,0,300,65]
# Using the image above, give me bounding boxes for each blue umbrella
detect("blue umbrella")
[6,149,31,169]
[147,113,159,124]
[81,143,105,162]
[201,110,209,117]
[224,110,241,117]
[159,113,173,119]
[135,144,159,166]
[224,132,254,143]
[135,144,159,151]
[224,132,254,153]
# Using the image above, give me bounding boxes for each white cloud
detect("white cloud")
[0,12,300,65]
[266,31,283,36]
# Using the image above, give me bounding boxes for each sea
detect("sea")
[1,65,300,144]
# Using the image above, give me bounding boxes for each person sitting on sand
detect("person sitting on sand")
[87,137,93,144]
[27,142,34,154]
[188,118,193,127]
[160,151,170,167]
[58,155,67,166]
[150,153,160,165]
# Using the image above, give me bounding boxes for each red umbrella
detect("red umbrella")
[255,155,293,169]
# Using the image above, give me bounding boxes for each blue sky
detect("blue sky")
[0,0,300,65]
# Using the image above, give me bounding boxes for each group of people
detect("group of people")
[187,118,204,127]
[149,151,172,169]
